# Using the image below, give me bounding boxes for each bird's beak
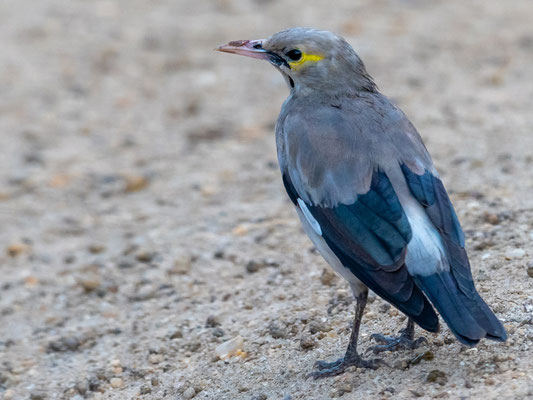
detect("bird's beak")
[216,39,269,60]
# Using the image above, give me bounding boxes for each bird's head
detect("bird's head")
[217,28,376,96]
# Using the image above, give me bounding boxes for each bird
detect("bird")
[216,28,507,378]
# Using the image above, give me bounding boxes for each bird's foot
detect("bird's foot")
[367,331,427,354]
[308,354,385,379]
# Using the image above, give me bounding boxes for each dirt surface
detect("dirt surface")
[1,1,533,399]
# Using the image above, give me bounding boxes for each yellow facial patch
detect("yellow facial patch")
[289,52,324,69]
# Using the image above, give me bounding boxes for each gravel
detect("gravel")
[1,0,533,399]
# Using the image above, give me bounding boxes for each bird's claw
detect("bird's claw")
[314,358,344,370]
[367,333,427,354]
[308,355,385,379]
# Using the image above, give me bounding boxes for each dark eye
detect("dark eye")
[286,49,302,61]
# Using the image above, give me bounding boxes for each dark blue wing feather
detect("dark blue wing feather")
[401,165,474,294]
[401,164,507,344]
[283,170,439,332]
[312,171,412,268]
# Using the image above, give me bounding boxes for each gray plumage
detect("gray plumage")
[217,27,506,377]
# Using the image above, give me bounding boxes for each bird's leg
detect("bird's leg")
[367,318,427,354]
[309,290,384,379]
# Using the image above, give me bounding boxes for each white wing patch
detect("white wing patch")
[403,201,449,277]
[297,198,322,236]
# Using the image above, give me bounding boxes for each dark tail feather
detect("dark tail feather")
[368,265,440,333]
[374,282,439,333]
[415,272,506,346]
[399,283,439,333]
[460,291,507,342]
[352,265,440,333]
[414,293,440,333]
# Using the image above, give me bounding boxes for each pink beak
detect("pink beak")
[216,39,269,60]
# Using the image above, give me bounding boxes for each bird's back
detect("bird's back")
[276,91,433,196]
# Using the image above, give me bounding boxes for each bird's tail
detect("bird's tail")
[415,271,507,346]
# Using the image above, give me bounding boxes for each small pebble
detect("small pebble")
[215,335,244,359]
[337,383,352,395]
[320,268,337,286]
[170,329,183,339]
[76,379,89,395]
[88,375,101,391]
[483,212,500,225]
[245,258,279,273]
[88,244,106,254]
[206,315,221,328]
[268,322,287,339]
[505,248,525,259]
[309,321,331,334]
[47,336,81,352]
[148,354,164,364]
[365,311,377,320]
[6,243,29,257]
[183,387,196,399]
[140,385,151,394]
[64,254,76,264]
[136,251,155,263]
[171,256,192,275]
[185,341,201,353]
[212,327,225,337]
[77,276,101,292]
[300,337,315,350]
[379,303,391,313]
[124,175,149,192]
[427,370,447,386]
[394,359,409,370]
[246,260,264,273]
[110,377,123,388]
[409,350,434,366]
[110,359,121,367]
[527,265,533,278]
[382,387,395,394]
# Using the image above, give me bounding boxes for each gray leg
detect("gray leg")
[308,290,384,379]
[368,318,427,354]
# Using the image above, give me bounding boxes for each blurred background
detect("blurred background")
[1,0,532,399]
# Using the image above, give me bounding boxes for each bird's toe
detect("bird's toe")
[308,354,384,379]
[314,358,344,371]
[368,333,427,354]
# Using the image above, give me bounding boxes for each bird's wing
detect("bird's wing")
[400,164,507,344]
[283,168,438,332]
[278,102,439,332]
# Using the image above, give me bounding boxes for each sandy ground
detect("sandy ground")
[1,0,533,399]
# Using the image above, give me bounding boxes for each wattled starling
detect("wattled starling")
[217,28,506,378]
